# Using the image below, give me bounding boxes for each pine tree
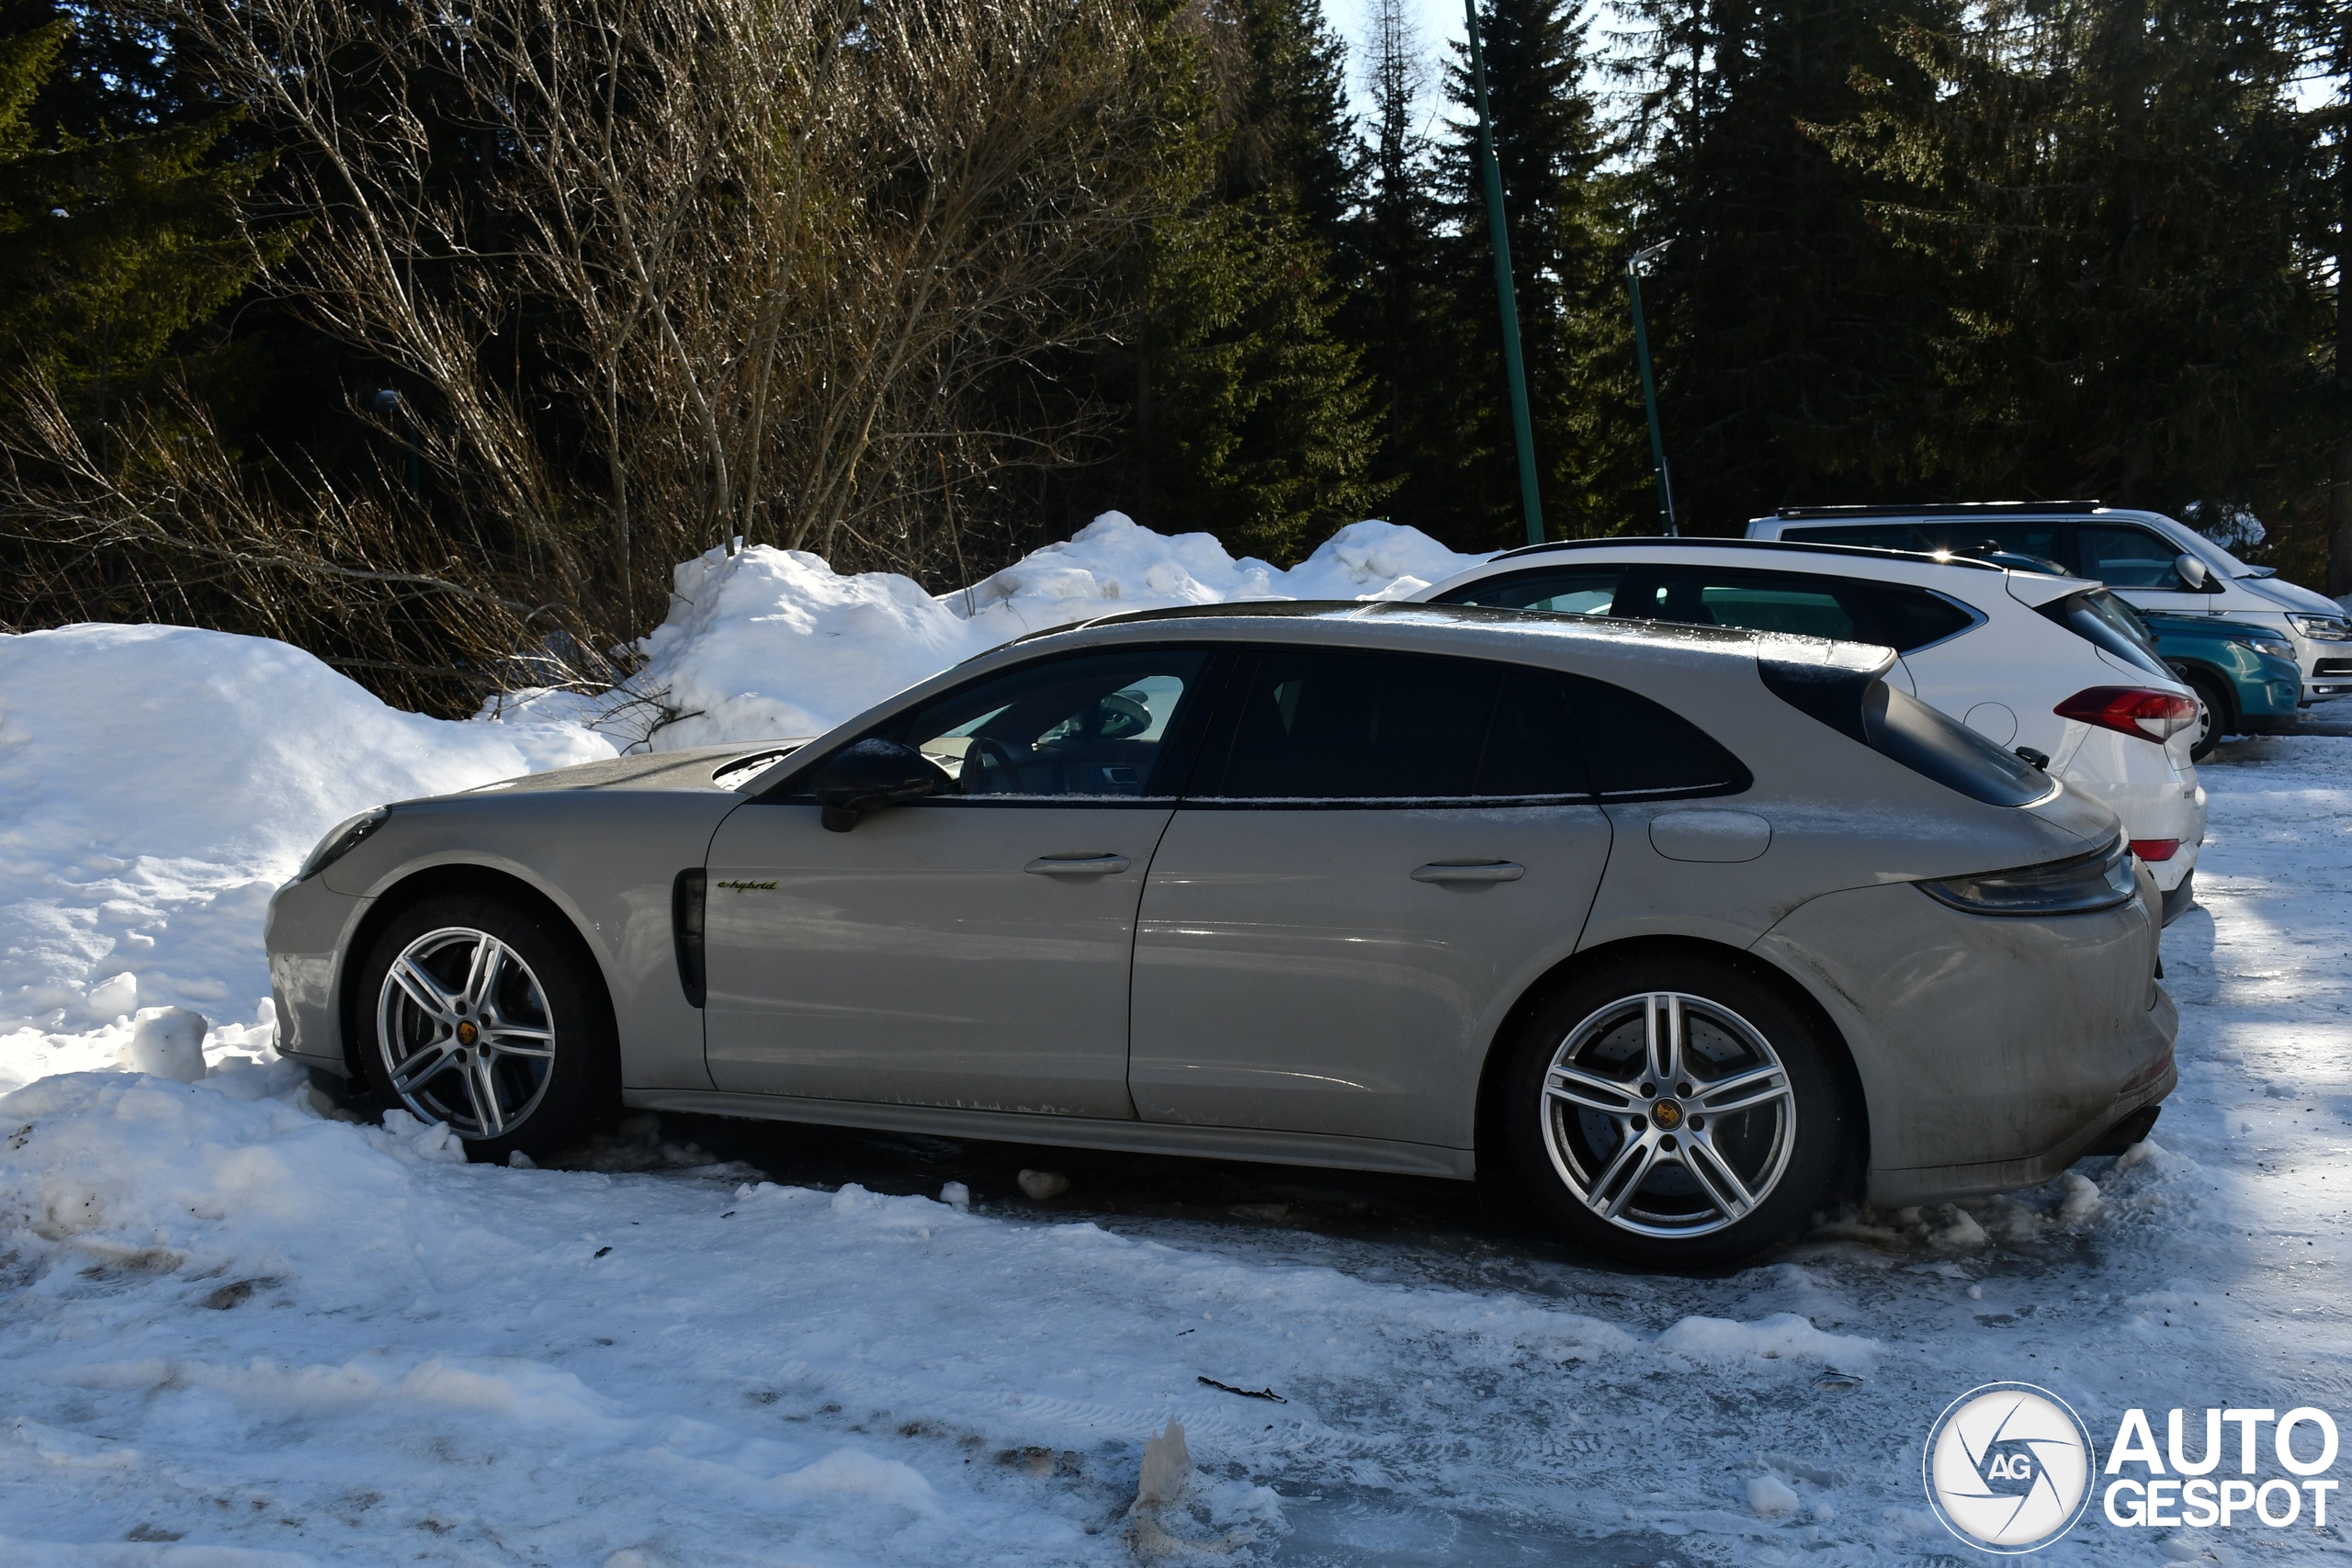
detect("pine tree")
[1623,0,1957,532]
[1820,0,2327,523]
[1336,0,1479,542]
[0,9,270,441]
[1396,0,1644,550]
[1125,0,1390,563]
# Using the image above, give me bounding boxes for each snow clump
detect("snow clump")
[0,624,614,1038]
[628,513,1487,750]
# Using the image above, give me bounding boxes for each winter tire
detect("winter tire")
[355,890,618,1162]
[1502,955,1851,1269]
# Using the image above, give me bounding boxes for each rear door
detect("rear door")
[1127,647,1614,1148]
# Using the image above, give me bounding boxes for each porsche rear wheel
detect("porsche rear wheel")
[1503,956,1852,1269]
[356,891,617,1162]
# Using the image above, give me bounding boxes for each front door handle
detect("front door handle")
[1411,860,1525,883]
[1025,854,1132,876]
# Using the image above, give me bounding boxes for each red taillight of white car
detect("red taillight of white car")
[2130,838,2180,863]
[2053,686,2199,743]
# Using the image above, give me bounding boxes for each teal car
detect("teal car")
[2136,612,2301,760]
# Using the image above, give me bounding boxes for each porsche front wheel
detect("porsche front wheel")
[356,891,617,1162]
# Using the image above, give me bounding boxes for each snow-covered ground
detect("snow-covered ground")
[0,519,2347,1563]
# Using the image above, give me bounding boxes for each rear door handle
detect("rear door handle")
[1025,854,1132,876]
[1411,861,1525,883]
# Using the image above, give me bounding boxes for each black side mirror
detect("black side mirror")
[808,739,948,832]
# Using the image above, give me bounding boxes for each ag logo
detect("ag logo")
[1925,1382,2097,1552]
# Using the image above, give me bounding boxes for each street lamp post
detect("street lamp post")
[1626,242,1676,536]
[1464,0,1544,548]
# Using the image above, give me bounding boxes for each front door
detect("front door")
[1129,647,1614,1148]
[703,647,1214,1117]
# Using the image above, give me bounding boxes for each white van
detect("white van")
[1744,503,2352,705]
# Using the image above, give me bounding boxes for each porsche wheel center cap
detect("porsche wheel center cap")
[1651,1099,1684,1131]
[456,1021,480,1046]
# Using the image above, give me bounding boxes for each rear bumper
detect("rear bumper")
[1751,868,2177,1208]
[2160,869,2196,927]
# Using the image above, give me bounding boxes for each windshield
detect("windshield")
[2041,589,2173,680]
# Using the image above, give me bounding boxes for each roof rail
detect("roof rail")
[1483,534,2005,571]
[1773,501,2105,520]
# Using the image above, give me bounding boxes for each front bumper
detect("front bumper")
[264,873,368,1076]
[1751,864,2176,1208]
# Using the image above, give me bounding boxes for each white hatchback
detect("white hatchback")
[1413,538,2208,921]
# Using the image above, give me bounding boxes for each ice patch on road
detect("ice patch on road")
[1656,1310,1878,1367]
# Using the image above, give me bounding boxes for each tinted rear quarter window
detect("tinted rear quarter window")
[1857,585,1979,652]
[1562,676,1747,799]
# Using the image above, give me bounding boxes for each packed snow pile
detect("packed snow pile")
[629,513,1486,750]
[0,624,614,1043]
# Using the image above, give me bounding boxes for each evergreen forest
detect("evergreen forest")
[2,0,2346,710]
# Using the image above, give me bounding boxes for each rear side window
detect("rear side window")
[1190,649,1744,803]
[1205,650,1498,799]
[1783,519,2067,565]
[1630,568,1981,655]
[2041,589,2172,680]
[1912,521,2065,561]
[1638,571,1858,641]
[1780,523,1929,551]
[1430,567,1624,617]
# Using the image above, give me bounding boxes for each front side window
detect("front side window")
[2079,525,2193,591]
[840,649,1209,801]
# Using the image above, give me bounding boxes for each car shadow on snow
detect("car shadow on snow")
[543,1106,2123,1291]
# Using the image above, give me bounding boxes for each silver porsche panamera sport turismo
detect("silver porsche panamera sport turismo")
[266,604,2177,1266]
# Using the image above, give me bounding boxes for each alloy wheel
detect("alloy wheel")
[1537,991,1797,1239]
[375,925,558,1138]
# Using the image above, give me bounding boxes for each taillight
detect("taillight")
[2054,686,2199,742]
[2130,839,2180,863]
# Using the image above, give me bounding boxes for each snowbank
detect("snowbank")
[0,625,614,1038]
[630,513,1487,750]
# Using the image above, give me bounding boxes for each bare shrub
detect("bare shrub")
[3,0,1190,705]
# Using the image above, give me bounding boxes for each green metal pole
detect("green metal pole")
[1465,0,1543,547]
[1627,243,1676,535]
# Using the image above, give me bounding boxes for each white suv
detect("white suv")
[1744,503,2352,705]
[1413,538,2208,922]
